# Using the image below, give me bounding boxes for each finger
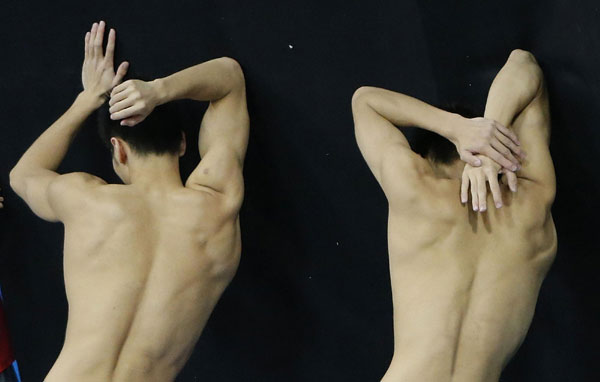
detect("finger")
[111,104,142,120]
[89,22,98,57]
[109,87,133,106]
[109,97,136,114]
[84,31,91,59]
[477,173,487,212]
[121,115,145,127]
[487,170,503,208]
[112,61,129,88]
[495,130,524,159]
[469,175,479,211]
[111,79,132,98]
[492,139,520,168]
[482,146,517,172]
[461,171,469,204]
[506,171,518,192]
[104,28,116,65]
[494,121,520,146]
[461,151,482,167]
[94,20,106,59]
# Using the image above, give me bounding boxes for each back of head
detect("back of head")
[411,101,480,164]
[97,73,183,157]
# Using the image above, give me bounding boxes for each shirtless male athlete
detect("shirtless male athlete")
[351,49,556,382]
[9,21,248,381]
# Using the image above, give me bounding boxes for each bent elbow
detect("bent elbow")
[507,49,544,93]
[509,49,537,63]
[220,57,245,88]
[9,168,25,196]
[351,86,377,110]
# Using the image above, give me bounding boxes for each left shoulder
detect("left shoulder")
[50,172,107,189]
[48,172,107,221]
[380,145,433,193]
[380,145,450,212]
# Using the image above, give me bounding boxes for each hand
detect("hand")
[81,20,129,102]
[108,80,160,126]
[460,155,518,212]
[450,116,525,171]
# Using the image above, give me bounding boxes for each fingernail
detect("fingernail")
[481,207,486,212]
[496,202,502,208]
[512,165,518,171]
[473,206,478,211]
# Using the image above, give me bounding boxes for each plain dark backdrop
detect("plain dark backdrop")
[1,0,598,381]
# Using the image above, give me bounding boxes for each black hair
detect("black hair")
[410,101,480,164]
[97,73,183,157]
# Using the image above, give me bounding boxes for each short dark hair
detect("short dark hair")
[410,101,480,164]
[97,74,183,156]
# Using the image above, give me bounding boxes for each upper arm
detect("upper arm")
[351,87,414,184]
[510,72,555,198]
[10,170,105,223]
[484,49,555,197]
[185,59,249,205]
[351,87,426,198]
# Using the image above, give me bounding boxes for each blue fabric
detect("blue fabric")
[0,362,20,382]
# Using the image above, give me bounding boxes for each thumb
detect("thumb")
[120,115,144,127]
[461,151,482,167]
[112,61,129,87]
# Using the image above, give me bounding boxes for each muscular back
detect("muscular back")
[379,61,557,380]
[45,184,241,382]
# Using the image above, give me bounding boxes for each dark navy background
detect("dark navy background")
[1,1,598,380]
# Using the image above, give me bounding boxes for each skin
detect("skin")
[352,49,556,382]
[10,21,248,381]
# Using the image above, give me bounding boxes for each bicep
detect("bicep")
[352,91,410,183]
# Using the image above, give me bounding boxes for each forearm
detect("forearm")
[10,91,101,178]
[152,57,243,105]
[356,86,462,141]
[484,50,543,128]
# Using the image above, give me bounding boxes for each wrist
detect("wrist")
[76,91,105,110]
[443,112,464,144]
[151,78,169,105]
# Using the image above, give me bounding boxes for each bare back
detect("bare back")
[382,80,557,381]
[44,185,240,382]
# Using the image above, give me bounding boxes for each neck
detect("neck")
[127,154,183,190]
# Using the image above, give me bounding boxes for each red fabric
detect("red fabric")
[0,299,15,372]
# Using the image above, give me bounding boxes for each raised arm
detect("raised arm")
[108,57,248,203]
[10,21,127,222]
[461,49,554,212]
[351,87,521,186]
[483,49,553,187]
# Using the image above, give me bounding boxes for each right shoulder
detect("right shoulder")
[183,184,243,219]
